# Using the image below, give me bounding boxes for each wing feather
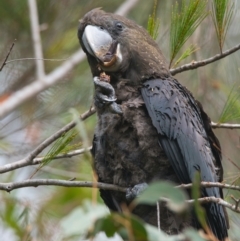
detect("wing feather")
[141,78,228,240]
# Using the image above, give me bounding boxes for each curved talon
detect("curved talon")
[93,76,121,114]
[109,102,122,114]
[96,93,117,102]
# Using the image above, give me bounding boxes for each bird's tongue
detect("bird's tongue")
[101,40,118,63]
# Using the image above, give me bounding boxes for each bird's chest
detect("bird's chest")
[94,99,174,187]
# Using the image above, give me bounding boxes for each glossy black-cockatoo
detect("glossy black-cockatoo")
[78,9,229,240]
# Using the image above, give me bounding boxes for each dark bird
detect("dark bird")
[78,9,229,240]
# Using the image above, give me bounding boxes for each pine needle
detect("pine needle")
[212,0,235,53]
[219,84,240,123]
[173,44,199,67]
[170,0,208,67]
[147,0,160,40]
[29,129,80,178]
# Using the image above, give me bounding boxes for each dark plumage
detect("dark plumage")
[78,9,229,240]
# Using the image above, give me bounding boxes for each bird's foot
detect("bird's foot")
[93,77,122,114]
[126,182,148,201]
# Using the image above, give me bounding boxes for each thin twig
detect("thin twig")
[211,122,240,129]
[2,107,240,175]
[0,0,138,119]
[176,181,240,192]
[0,107,95,174]
[0,179,127,193]
[115,0,139,15]
[28,0,45,79]
[231,195,240,210]
[170,43,240,75]
[157,201,160,231]
[41,166,90,179]
[32,146,92,164]
[159,195,240,214]
[6,57,69,64]
[0,40,16,71]
[0,178,239,214]
[185,196,240,214]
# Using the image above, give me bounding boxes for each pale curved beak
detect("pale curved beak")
[82,25,112,61]
[82,25,122,70]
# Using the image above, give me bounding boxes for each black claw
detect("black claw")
[93,76,122,114]
[96,93,117,102]
[126,182,148,201]
[109,102,122,114]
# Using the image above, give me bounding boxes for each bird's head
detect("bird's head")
[78,8,170,83]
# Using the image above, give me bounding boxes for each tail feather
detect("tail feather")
[204,202,228,241]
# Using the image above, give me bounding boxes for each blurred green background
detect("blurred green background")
[0,0,240,240]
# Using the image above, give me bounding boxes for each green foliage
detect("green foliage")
[173,44,198,67]
[59,201,109,239]
[219,84,240,123]
[90,211,207,241]
[0,196,31,239]
[135,181,187,213]
[42,130,79,165]
[31,129,80,177]
[147,0,160,40]
[170,0,208,67]
[191,172,208,232]
[211,0,235,52]
[183,228,207,241]
[92,213,148,241]
[70,108,91,148]
[1,0,240,240]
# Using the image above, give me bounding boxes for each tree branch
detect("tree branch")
[186,196,240,214]
[0,178,239,214]
[6,57,69,64]
[0,107,95,174]
[0,40,16,71]
[231,195,240,210]
[0,0,138,119]
[0,49,86,119]
[170,43,240,75]
[2,104,239,175]
[0,179,127,193]
[177,181,240,192]
[211,122,240,129]
[115,0,139,15]
[28,0,45,79]
[32,146,92,164]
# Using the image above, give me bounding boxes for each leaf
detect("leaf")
[218,84,240,123]
[211,0,235,52]
[90,213,148,241]
[191,172,208,231]
[147,0,160,40]
[146,224,208,241]
[170,0,208,67]
[145,224,170,241]
[135,181,187,213]
[59,200,109,238]
[183,228,207,241]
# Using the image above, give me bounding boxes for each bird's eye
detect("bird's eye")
[115,22,123,31]
[99,26,104,30]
